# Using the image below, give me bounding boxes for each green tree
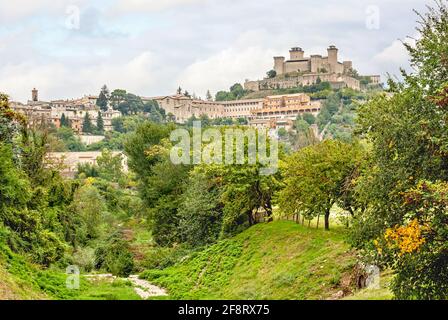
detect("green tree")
[94,231,134,277]
[302,113,316,125]
[230,83,245,99]
[124,123,182,244]
[110,89,127,109]
[96,85,110,112]
[279,140,362,230]
[267,69,277,78]
[178,167,223,247]
[96,112,104,133]
[71,184,106,240]
[82,113,94,134]
[351,2,448,299]
[277,127,287,138]
[206,90,213,101]
[96,149,124,184]
[0,93,26,144]
[215,91,235,101]
[55,127,86,151]
[60,113,70,127]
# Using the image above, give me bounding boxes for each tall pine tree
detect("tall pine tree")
[82,113,93,133]
[60,113,70,127]
[96,85,109,112]
[96,112,104,133]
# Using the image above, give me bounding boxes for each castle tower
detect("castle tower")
[310,55,323,73]
[289,47,304,60]
[343,61,353,74]
[273,56,285,75]
[327,45,338,72]
[32,88,38,102]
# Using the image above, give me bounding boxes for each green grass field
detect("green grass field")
[141,221,368,299]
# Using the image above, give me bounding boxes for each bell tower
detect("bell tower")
[32,88,38,102]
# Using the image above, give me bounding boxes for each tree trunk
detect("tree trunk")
[324,209,330,231]
[247,211,255,226]
[316,214,320,229]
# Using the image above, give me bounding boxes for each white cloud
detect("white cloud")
[0,0,87,21]
[373,36,417,75]
[177,45,274,98]
[0,51,159,102]
[0,0,431,101]
[374,40,408,65]
[110,0,205,14]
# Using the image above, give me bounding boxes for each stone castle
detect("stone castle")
[245,45,380,92]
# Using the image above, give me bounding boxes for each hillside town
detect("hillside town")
[2,0,447,304]
[7,45,380,176]
[10,46,379,134]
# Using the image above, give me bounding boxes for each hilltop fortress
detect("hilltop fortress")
[245,45,380,92]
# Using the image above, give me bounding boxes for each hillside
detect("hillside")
[0,240,140,300]
[141,221,364,300]
[0,262,45,300]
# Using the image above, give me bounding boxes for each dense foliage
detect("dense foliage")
[350,1,448,299]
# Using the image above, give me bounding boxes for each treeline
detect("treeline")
[124,124,280,248]
[96,85,166,119]
[0,96,141,276]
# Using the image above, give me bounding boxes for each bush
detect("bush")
[94,231,134,277]
[141,245,192,270]
[72,247,95,272]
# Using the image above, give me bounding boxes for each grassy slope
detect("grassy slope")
[0,262,45,300]
[0,242,140,300]
[141,221,359,300]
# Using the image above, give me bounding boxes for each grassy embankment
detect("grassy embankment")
[140,220,383,300]
[0,241,139,300]
[1,220,394,300]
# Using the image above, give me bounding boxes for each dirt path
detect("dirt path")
[85,274,167,299]
[128,275,167,299]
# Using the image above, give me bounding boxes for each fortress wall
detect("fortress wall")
[284,60,310,73]
[244,80,260,91]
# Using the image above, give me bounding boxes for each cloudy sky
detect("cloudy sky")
[0,0,427,102]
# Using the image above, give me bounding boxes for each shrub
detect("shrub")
[94,231,134,277]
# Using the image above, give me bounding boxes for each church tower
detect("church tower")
[32,88,38,102]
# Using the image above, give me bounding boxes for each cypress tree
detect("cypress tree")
[96,112,104,133]
[82,113,93,133]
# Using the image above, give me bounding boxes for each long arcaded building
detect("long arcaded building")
[151,92,320,129]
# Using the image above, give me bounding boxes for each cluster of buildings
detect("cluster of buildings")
[151,92,320,130]
[150,45,379,130]
[7,45,380,176]
[10,88,121,133]
[244,45,380,92]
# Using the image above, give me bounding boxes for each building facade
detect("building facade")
[152,94,224,123]
[153,92,319,130]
